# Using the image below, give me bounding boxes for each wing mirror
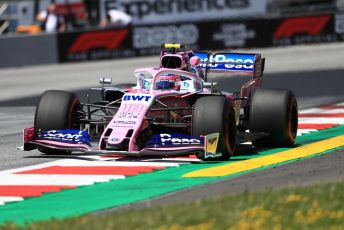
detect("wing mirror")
[99,77,112,85]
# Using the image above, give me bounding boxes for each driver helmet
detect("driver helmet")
[190,56,201,67]
[155,74,180,91]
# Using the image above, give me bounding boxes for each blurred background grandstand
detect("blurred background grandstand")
[0,0,98,34]
[0,0,343,68]
[0,0,343,35]
[268,0,343,15]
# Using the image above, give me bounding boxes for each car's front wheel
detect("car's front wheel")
[192,96,236,160]
[35,90,80,154]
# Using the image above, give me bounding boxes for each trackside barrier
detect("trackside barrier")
[0,33,58,68]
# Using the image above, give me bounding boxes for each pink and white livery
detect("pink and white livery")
[21,44,298,160]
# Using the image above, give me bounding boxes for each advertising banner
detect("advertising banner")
[197,18,274,49]
[197,14,340,50]
[272,15,338,46]
[133,23,200,55]
[57,13,342,63]
[335,14,344,41]
[58,27,134,62]
[101,0,267,25]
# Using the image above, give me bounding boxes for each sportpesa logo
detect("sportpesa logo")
[41,130,83,140]
[196,53,256,71]
[199,55,254,69]
[160,134,201,145]
[38,130,91,145]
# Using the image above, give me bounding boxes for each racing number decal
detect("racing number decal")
[124,104,143,112]
[118,104,143,119]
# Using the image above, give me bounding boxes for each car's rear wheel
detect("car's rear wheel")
[35,90,80,154]
[249,89,298,147]
[192,96,236,160]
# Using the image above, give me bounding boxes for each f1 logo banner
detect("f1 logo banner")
[68,30,128,53]
[58,28,134,62]
[274,15,330,39]
[273,15,337,46]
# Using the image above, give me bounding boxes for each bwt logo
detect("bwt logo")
[160,134,201,145]
[123,95,152,102]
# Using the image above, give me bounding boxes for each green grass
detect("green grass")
[2,181,344,230]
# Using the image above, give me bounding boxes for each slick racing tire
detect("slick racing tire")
[192,96,236,160]
[249,89,298,147]
[34,90,80,154]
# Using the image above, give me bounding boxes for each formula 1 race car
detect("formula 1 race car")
[21,44,298,160]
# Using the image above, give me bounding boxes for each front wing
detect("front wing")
[20,128,222,159]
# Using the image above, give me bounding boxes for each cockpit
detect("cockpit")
[134,69,203,93]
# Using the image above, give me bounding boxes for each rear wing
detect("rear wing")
[194,52,265,79]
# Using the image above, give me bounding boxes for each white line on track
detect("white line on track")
[298,118,344,124]
[297,129,318,136]
[81,155,196,164]
[52,159,183,167]
[0,159,182,175]
[0,174,125,186]
[300,108,344,114]
[0,196,24,205]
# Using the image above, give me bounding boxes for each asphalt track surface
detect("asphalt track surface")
[0,43,344,212]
